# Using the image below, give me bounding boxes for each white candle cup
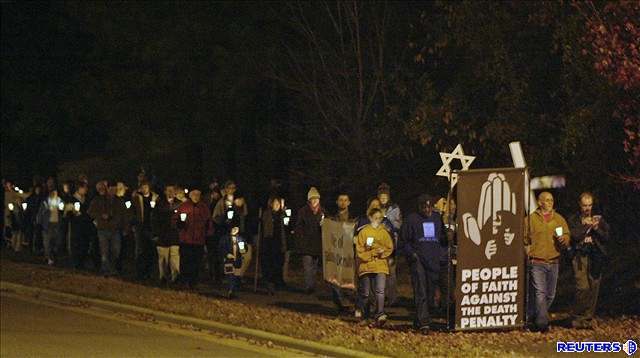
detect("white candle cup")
[283,217,290,226]
[150,200,156,209]
[227,210,234,220]
[366,237,374,247]
[8,203,14,211]
[21,203,28,211]
[238,242,246,251]
[180,213,187,222]
[184,188,189,194]
[19,190,24,194]
[74,202,81,212]
[58,202,65,211]
[285,209,292,217]
[125,201,132,209]
[555,227,563,237]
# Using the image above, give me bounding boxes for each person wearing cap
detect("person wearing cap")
[525,191,570,333]
[174,188,212,289]
[132,180,159,280]
[399,194,445,335]
[376,183,402,306]
[294,186,325,293]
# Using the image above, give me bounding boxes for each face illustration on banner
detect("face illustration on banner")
[462,172,517,260]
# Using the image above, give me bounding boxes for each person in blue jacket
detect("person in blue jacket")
[399,194,445,335]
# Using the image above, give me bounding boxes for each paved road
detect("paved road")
[0,294,299,357]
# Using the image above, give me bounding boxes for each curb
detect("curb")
[1,281,385,358]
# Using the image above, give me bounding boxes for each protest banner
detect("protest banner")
[322,218,356,290]
[455,168,526,331]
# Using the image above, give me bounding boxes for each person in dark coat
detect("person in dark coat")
[174,188,212,289]
[568,192,610,329]
[294,187,325,293]
[152,185,182,285]
[260,196,289,294]
[399,194,445,335]
[87,181,127,276]
[219,222,247,299]
[68,182,94,270]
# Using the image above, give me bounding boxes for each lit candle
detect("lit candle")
[283,216,290,226]
[21,203,28,211]
[184,188,189,194]
[58,202,65,211]
[74,202,81,212]
[285,208,292,217]
[227,210,234,220]
[554,227,563,237]
[8,203,14,211]
[150,200,156,209]
[125,201,132,209]
[366,237,374,247]
[180,213,187,222]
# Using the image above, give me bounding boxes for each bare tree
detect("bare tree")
[266,0,409,193]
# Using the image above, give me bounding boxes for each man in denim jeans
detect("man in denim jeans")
[525,192,570,332]
[88,181,126,276]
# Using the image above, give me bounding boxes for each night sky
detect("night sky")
[2,1,638,223]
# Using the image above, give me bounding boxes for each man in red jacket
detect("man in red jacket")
[174,188,212,289]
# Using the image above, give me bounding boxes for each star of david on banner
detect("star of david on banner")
[436,144,476,188]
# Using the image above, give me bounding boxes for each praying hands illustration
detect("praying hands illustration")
[462,173,517,260]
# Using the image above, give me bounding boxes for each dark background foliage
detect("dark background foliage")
[2,1,638,236]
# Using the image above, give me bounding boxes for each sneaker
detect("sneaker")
[419,325,430,335]
[354,309,362,319]
[47,259,54,266]
[375,314,388,327]
[227,290,237,299]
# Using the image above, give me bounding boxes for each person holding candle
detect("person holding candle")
[525,191,570,333]
[36,189,63,265]
[399,194,445,335]
[568,192,610,329]
[219,222,247,299]
[260,196,289,294]
[174,188,212,289]
[69,182,93,270]
[132,181,159,280]
[152,184,182,286]
[355,207,393,326]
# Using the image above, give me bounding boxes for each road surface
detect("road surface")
[1,293,305,357]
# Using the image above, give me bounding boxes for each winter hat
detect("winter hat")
[307,187,321,200]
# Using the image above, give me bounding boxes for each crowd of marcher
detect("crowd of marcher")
[2,174,609,334]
